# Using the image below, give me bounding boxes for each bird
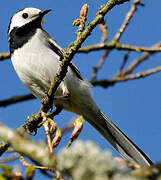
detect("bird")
[8,7,153,166]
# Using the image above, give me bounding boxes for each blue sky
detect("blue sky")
[0,0,161,178]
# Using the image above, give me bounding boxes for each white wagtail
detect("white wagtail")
[8,7,153,166]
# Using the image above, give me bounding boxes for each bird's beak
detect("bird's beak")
[40,9,52,17]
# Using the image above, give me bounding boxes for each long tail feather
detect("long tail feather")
[83,109,153,166]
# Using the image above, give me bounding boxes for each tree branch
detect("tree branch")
[0,123,56,167]
[92,50,109,81]
[91,66,161,88]
[0,52,10,61]
[114,0,144,42]
[78,41,161,53]
[0,94,35,107]
[116,42,161,77]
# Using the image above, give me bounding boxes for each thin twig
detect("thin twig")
[20,156,64,179]
[91,66,161,88]
[117,42,161,77]
[20,156,56,173]
[0,94,35,107]
[0,52,10,61]
[78,42,161,53]
[41,112,53,153]
[116,43,161,52]
[99,22,108,43]
[119,51,130,72]
[92,50,109,81]
[114,0,144,41]
[114,66,161,81]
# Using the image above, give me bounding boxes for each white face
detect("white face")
[8,7,42,34]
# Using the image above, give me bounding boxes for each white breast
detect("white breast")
[11,29,61,99]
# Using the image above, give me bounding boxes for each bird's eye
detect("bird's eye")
[22,13,28,19]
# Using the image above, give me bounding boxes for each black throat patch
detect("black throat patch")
[8,18,41,54]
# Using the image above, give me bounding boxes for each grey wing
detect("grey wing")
[43,30,64,60]
[43,30,83,80]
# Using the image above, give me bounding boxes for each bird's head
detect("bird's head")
[8,7,51,35]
